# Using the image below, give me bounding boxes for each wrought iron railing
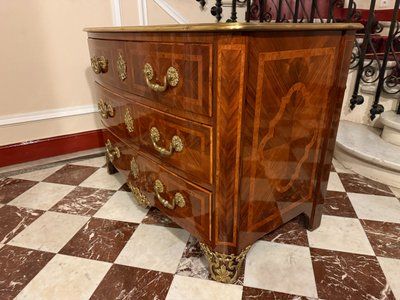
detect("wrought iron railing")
[196,0,400,118]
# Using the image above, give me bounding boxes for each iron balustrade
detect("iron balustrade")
[195,0,400,118]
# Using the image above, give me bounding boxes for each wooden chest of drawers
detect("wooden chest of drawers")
[86,22,361,283]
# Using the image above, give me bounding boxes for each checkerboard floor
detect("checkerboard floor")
[0,155,399,300]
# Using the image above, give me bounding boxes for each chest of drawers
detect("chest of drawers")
[86,23,360,284]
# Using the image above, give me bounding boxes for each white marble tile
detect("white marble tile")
[166,275,243,300]
[389,186,400,198]
[115,223,190,273]
[15,254,111,300]
[327,172,346,192]
[377,257,400,300]
[8,211,89,253]
[332,158,354,174]
[307,215,374,255]
[79,168,125,190]
[244,241,317,298]
[10,166,63,181]
[8,182,75,210]
[71,156,106,168]
[94,191,148,223]
[347,193,400,223]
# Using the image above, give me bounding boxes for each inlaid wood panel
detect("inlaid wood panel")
[240,36,338,246]
[103,131,212,243]
[96,84,212,188]
[125,42,213,117]
[214,40,247,252]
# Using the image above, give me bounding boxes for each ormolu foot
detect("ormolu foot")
[199,243,251,284]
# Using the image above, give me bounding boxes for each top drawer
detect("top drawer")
[88,38,213,117]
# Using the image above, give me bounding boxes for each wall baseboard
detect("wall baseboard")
[0,129,105,167]
[153,0,187,24]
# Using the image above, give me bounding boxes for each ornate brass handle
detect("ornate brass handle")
[105,139,120,162]
[91,55,108,74]
[98,98,115,119]
[143,63,179,93]
[127,182,150,207]
[154,179,185,209]
[150,127,183,156]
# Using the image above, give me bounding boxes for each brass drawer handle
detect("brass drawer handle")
[128,182,151,207]
[124,108,134,133]
[98,98,115,119]
[154,179,185,209]
[143,63,179,93]
[91,55,108,74]
[150,127,183,156]
[117,54,127,81]
[105,139,120,162]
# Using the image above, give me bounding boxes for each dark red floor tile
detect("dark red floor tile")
[59,217,137,262]
[0,178,37,204]
[90,264,173,300]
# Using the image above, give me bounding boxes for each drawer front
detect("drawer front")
[103,131,212,243]
[97,85,212,187]
[125,42,212,117]
[88,38,130,91]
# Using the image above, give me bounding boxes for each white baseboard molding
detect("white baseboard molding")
[153,0,187,24]
[0,105,98,126]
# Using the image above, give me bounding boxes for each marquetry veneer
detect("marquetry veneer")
[85,22,361,284]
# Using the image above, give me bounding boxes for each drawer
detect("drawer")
[125,41,212,117]
[103,131,212,243]
[88,38,130,91]
[96,84,213,187]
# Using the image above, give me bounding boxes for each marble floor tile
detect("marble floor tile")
[14,254,111,300]
[338,173,395,196]
[360,219,400,259]
[327,172,346,192]
[242,286,317,300]
[94,191,148,223]
[322,191,358,218]
[332,158,354,174]
[311,248,395,300]
[10,166,63,182]
[8,211,89,253]
[43,164,98,186]
[176,235,209,280]
[91,264,173,300]
[347,193,400,223]
[71,156,106,168]
[307,215,374,255]
[0,245,54,300]
[261,215,309,247]
[0,206,44,244]
[244,241,318,298]
[377,257,400,300]
[115,224,190,273]
[60,217,137,262]
[50,186,115,216]
[166,275,243,300]
[142,207,180,228]
[9,182,75,210]
[0,178,37,204]
[79,167,126,190]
